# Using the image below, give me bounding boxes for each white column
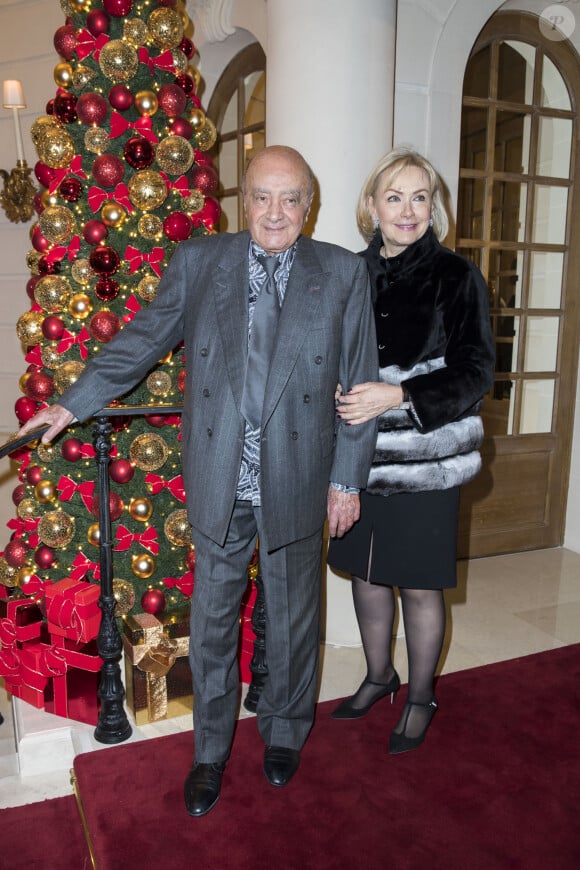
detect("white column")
[266,0,396,646]
[265,0,396,252]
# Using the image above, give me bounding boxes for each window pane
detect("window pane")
[243,130,265,167]
[219,194,238,233]
[528,252,564,308]
[498,41,535,103]
[463,45,491,98]
[482,381,516,435]
[220,93,237,136]
[493,314,519,374]
[532,185,568,244]
[244,71,265,126]
[541,55,571,110]
[523,316,559,372]
[216,138,238,190]
[460,107,488,169]
[491,181,527,242]
[494,111,530,173]
[537,117,572,177]
[457,177,485,239]
[488,248,522,308]
[520,379,554,433]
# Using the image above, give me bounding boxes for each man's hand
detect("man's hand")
[18,404,75,444]
[327,487,360,538]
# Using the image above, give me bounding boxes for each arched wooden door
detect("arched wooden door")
[456,12,580,557]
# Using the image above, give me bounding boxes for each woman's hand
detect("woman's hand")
[336,382,403,425]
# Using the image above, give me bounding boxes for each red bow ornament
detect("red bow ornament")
[48,156,87,194]
[115,524,159,555]
[57,325,90,361]
[75,29,110,62]
[70,551,101,582]
[109,111,158,144]
[145,473,186,503]
[57,475,95,512]
[138,46,176,74]
[125,245,165,277]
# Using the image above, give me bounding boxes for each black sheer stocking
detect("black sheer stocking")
[393,588,446,739]
[347,574,398,710]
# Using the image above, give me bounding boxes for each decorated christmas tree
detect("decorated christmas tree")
[0,0,257,725]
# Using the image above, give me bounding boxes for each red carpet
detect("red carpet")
[0,794,91,869]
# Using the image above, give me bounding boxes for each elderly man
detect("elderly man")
[19,146,378,816]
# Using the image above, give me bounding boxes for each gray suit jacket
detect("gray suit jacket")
[61,231,378,551]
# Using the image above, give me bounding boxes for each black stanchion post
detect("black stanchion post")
[93,414,132,744]
[243,571,267,712]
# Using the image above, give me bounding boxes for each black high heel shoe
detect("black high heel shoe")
[331,672,400,720]
[388,697,438,754]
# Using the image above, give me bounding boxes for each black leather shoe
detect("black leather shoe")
[184,762,225,817]
[263,745,300,787]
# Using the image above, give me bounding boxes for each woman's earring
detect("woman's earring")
[373,217,379,230]
[429,216,434,227]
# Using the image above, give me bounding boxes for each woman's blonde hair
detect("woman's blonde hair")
[356,145,449,243]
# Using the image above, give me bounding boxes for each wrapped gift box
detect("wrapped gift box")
[45,577,101,644]
[43,636,102,726]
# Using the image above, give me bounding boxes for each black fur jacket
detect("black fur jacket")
[361,228,495,496]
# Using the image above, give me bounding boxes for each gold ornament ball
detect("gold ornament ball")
[37,442,57,463]
[41,343,62,370]
[38,509,75,548]
[188,107,206,131]
[30,115,58,148]
[128,170,167,211]
[69,293,93,320]
[123,18,148,47]
[34,480,57,504]
[19,372,31,393]
[17,498,37,521]
[135,90,158,117]
[54,360,85,394]
[39,205,77,244]
[16,566,36,592]
[16,310,45,346]
[156,135,194,176]
[26,249,43,274]
[138,213,163,240]
[136,275,160,302]
[70,0,91,11]
[34,275,72,312]
[87,523,101,547]
[37,127,75,169]
[85,127,110,154]
[113,578,135,616]
[73,65,96,89]
[131,552,156,579]
[147,370,172,397]
[195,119,217,152]
[129,497,154,522]
[183,191,205,214]
[71,259,92,285]
[188,66,202,90]
[54,62,73,89]
[164,509,192,547]
[129,433,169,471]
[0,557,19,588]
[41,190,60,209]
[147,7,184,49]
[99,39,139,83]
[101,201,126,228]
[172,49,188,75]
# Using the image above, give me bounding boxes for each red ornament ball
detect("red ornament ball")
[15,397,38,424]
[169,117,193,139]
[189,164,219,195]
[177,369,186,393]
[61,437,83,462]
[83,220,109,246]
[33,192,45,215]
[35,161,55,188]
[145,415,167,428]
[109,458,134,484]
[46,98,55,115]
[4,539,29,568]
[158,0,177,6]
[141,589,166,615]
[12,484,26,506]
[27,276,40,301]
[95,277,120,302]
[92,491,124,521]
[196,197,221,229]
[34,545,57,569]
[26,465,44,486]
[124,137,154,170]
[193,150,214,168]
[92,154,124,189]
[90,246,120,276]
[25,371,55,403]
[103,0,133,16]
[42,315,65,340]
[175,73,195,96]
[77,93,109,126]
[59,176,82,202]
[53,25,77,60]
[179,38,194,59]
[37,256,61,276]
[87,9,110,36]
[89,310,121,342]
[157,84,187,118]
[109,84,133,112]
[54,93,78,124]
[164,211,192,242]
[185,548,196,572]
[31,225,51,253]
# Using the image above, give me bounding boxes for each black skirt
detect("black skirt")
[327,488,460,589]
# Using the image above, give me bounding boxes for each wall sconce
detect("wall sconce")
[1,80,37,223]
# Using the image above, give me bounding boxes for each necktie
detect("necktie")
[240,255,280,429]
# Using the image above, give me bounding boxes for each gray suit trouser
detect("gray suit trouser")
[189,500,322,763]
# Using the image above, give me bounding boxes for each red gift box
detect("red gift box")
[0,597,44,646]
[45,577,101,644]
[43,635,102,725]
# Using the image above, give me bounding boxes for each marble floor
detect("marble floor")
[1,546,579,810]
